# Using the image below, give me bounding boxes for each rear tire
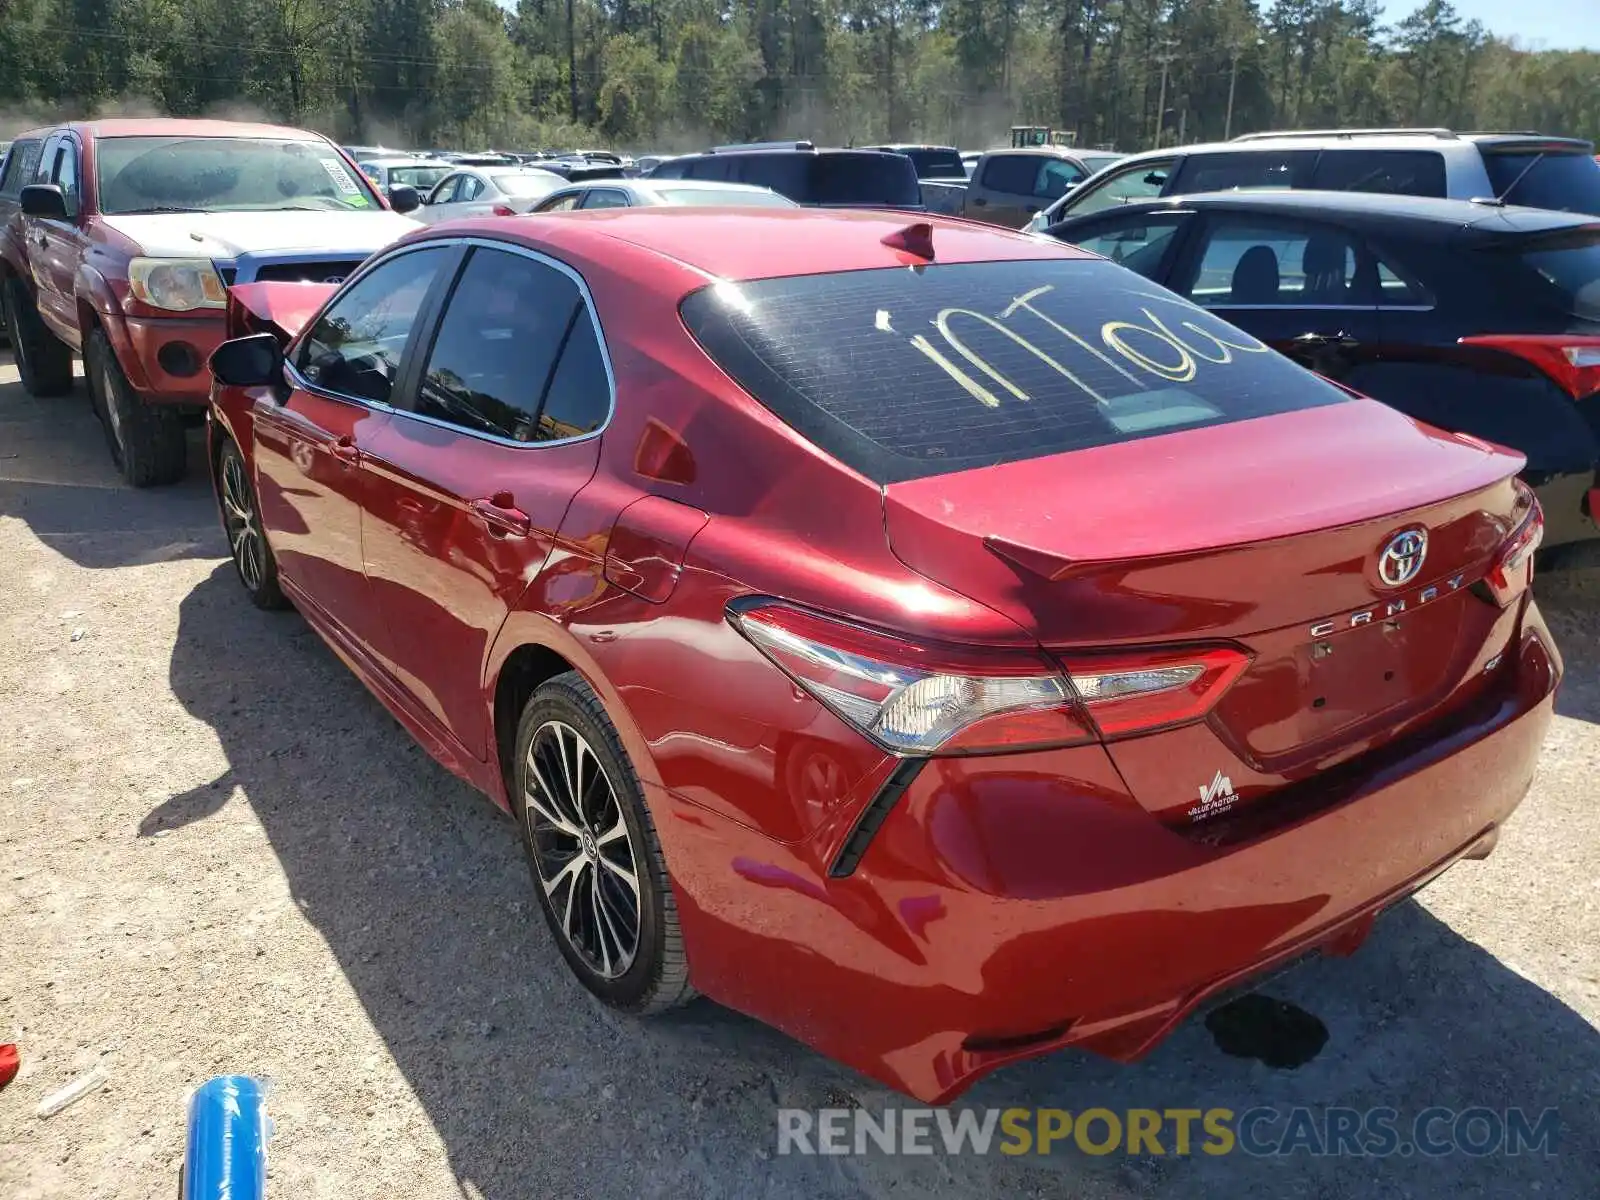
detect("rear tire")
[217,437,287,610]
[85,327,186,487]
[512,672,694,1014]
[2,276,73,397]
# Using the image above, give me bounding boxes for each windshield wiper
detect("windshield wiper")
[113,205,209,214]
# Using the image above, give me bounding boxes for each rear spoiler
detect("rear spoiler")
[225,282,338,345]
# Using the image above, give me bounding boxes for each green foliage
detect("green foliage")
[1,0,1595,150]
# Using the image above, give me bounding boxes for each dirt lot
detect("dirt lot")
[1,353,1597,1199]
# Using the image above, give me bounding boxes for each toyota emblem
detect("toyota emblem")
[1377,529,1428,587]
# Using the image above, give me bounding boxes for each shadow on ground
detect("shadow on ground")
[0,355,217,569]
[152,564,1600,1199]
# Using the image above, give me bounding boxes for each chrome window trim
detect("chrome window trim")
[289,234,618,450]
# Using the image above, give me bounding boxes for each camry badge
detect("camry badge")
[1377,529,1428,588]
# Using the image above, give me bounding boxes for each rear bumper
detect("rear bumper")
[1527,468,1599,547]
[108,314,225,406]
[660,601,1561,1103]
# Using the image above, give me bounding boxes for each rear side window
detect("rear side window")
[683,157,732,183]
[681,259,1349,483]
[1170,151,1316,194]
[1311,150,1446,197]
[0,139,42,198]
[980,155,1039,194]
[904,149,964,179]
[1482,151,1600,215]
[807,154,920,206]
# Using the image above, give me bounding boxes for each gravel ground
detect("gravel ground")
[1,354,1597,1199]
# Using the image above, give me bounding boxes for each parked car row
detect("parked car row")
[0,114,1583,1108]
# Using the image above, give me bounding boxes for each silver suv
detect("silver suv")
[1024,128,1600,232]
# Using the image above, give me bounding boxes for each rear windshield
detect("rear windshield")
[1482,150,1600,214]
[490,170,564,197]
[903,149,965,179]
[681,259,1350,483]
[1490,227,1600,320]
[747,153,921,206]
[387,164,451,189]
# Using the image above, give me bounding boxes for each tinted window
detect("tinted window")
[580,188,629,209]
[649,158,688,179]
[683,157,732,182]
[1488,228,1600,320]
[296,248,447,403]
[414,248,583,440]
[96,136,380,214]
[1170,151,1316,194]
[807,154,921,206]
[680,259,1349,484]
[1063,213,1190,278]
[980,155,1039,195]
[1482,151,1600,215]
[1068,159,1175,216]
[1311,150,1446,197]
[0,139,42,197]
[538,311,610,439]
[903,149,964,179]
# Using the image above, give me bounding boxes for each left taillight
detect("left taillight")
[1459,334,1600,400]
[728,600,1248,756]
[1484,481,1545,606]
[491,204,516,216]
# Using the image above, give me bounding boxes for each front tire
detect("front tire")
[216,438,287,610]
[85,327,186,487]
[2,276,73,397]
[513,672,693,1013]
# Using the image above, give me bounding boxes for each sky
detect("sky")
[1380,0,1600,51]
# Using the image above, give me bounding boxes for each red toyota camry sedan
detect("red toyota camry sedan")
[205,208,1560,1103]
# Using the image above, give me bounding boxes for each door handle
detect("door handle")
[330,436,361,465]
[971,197,988,206]
[470,493,531,538]
[1292,331,1359,349]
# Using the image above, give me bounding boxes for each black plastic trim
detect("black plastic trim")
[828,757,926,878]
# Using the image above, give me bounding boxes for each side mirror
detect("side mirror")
[387,184,421,214]
[209,334,285,390]
[20,184,68,220]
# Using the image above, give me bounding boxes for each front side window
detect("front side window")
[412,248,588,442]
[52,143,79,212]
[536,192,581,212]
[95,136,381,214]
[1036,158,1087,201]
[457,176,485,202]
[1066,158,1176,217]
[295,248,448,404]
[1064,213,1190,278]
[1170,151,1316,195]
[681,258,1349,483]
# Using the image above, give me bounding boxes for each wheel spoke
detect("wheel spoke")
[588,869,613,975]
[523,758,582,836]
[544,850,586,901]
[598,853,639,903]
[559,858,587,938]
[594,815,628,847]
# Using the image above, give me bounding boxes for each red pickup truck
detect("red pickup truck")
[0,118,421,485]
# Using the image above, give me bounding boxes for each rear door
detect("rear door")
[255,244,454,647]
[360,242,612,760]
[1168,211,1383,383]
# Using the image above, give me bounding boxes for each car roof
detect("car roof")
[20,118,331,141]
[431,208,1091,283]
[631,179,785,194]
[1113,131,1594,165]
[1068,189,1600,235]
[361,156,442,167]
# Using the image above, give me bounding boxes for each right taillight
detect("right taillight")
[728,600,1248,755]
[1459,334,1600,399]
[1485,481,1544,606]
